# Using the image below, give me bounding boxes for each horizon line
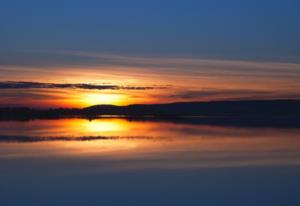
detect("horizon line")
[1,99,300,110]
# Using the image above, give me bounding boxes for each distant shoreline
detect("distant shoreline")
[1,100,300,128]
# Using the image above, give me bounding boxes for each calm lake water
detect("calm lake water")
[0,118,300,206]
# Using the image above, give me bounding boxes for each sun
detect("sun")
[82,93,128,106]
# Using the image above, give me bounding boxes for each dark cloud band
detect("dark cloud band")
[0,81,167,90]
[0,135,157,143]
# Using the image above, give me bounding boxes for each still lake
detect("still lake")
[0,118,300,206]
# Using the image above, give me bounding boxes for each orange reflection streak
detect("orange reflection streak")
[0,118,153,137]
[63,118,131,135]
[1,119,300,168]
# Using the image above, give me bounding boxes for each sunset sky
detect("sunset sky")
[1,0,300,108]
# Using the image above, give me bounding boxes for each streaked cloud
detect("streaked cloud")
[166,89,300,101]
[0,81,168,90]
[1,50,300,78]
[0,51,299,107]
[0,135,156,143]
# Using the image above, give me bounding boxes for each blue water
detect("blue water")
[0,119,299,206]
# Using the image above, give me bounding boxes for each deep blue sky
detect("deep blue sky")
[1,0,300,64]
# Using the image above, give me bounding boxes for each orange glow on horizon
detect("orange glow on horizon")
[1,58,300,108]
[80,93,129,106]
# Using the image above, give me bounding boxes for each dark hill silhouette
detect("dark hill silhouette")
[0,100,300,127]
[83,99,300,116]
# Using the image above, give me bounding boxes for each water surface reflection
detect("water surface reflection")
[1,118,300,206]
[0,118,299,171]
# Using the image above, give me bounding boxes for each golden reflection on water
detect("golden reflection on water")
[0,118,300,170]
[63,118,130,134]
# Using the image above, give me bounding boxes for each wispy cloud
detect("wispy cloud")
[0,51,299,106]
[163,89,300,101]
[168,89,271,99]
[0,81,168,90]
[0,135,157,143]
[1,50,300,79]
